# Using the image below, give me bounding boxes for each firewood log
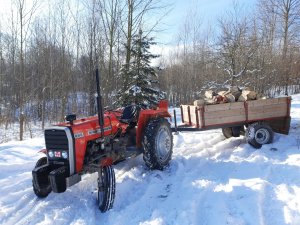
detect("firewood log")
[256,93,267,100]
[194,99,205,106]
[224,93,236,102]
[238,90,257,101]
[218,91,228,97]
[205,90,217,99]
[213,95,226,104]
[229,86,242,100]
[243,87,254,91]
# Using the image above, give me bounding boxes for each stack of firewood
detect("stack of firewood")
[194,86,266,106]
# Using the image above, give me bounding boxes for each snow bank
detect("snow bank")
[0,94,300,225]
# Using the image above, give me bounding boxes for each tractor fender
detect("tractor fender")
[136,100,171,148]
[38,149,47,155]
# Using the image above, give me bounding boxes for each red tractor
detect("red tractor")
[32,69,173,212]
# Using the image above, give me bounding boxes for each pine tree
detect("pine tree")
[117,29,164,108]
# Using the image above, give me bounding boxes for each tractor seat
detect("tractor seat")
[120,105,139,124]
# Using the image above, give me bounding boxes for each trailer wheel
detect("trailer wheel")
[222,127,233,138]
[222,126,245,138]
[32,157,51,198]
[97,166,115,212]
[246,122,274,149]
[142,118,173,170]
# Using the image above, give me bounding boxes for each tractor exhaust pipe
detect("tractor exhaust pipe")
[95,68,105,141]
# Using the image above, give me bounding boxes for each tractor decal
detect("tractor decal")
[74,132,84,139]
[87,126,112,135]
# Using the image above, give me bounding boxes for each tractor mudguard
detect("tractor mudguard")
[136,100,171,148]
[38,149,47,155]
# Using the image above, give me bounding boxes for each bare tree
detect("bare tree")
[258,0,300,94]
[14,0,38,140]
[217,3,259,86]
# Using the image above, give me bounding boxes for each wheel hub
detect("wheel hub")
[255,128,270,145]
[156,126,171,161]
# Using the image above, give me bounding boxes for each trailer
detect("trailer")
[173,96,291,148]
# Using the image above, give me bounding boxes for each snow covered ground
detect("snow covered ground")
[0,95,300,225]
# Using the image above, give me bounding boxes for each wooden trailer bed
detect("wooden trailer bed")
[176,96,291,135]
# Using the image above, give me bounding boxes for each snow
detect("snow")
[0,94,300,225]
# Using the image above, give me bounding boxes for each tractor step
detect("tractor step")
[125,146,142,158]
[66,173,81,187]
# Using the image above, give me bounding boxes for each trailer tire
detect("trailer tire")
[32,157,51,198]
[143,118,173,170]
[222,126,245,138]
[222,127,233,138]
[246,122,274,149]
[97,166,115,212]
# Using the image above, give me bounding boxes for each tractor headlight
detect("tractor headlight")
[48,150,54,158]
[62,151,68,159]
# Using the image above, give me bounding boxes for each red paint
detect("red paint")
[100,157,113,167]
[136,102,171,148]
[38,149,47,155]
[55,110,125,172]
[54,151,61,157]
[158,100,168,110]
[48,100,170,173]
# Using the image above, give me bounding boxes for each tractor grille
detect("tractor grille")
[44,128,71,175]
[45,129,69,151]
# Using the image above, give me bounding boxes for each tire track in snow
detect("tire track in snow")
[2,193,39,225]
[257,164,272,225]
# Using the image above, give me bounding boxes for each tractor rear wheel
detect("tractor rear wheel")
[32,157,51,198]
[246,122,274,149]
[142,118,173,170]
[97,166,115,212]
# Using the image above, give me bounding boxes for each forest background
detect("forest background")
[0,0,300,140]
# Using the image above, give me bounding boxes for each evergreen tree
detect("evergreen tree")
[117,29,164,108]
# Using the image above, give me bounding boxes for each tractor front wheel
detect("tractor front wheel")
[32,157,51,198]
[142,118,173,170]
[97,166,115,212]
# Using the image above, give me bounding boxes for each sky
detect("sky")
[147,0,257,63]
[155,0,257,45]
[0,0,257,60]
[0,0,256,43]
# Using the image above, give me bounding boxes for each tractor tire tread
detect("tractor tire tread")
[98,166,115,212]
[32,157,51,198]
[142,118,173,170]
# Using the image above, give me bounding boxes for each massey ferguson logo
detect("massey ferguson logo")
[88,126,112,136]
[54,151,61,157]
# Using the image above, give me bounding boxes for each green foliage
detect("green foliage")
[117,30,164,108]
